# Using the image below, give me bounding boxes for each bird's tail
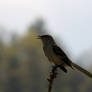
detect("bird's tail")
[71,62,92,78]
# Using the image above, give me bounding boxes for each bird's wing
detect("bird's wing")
[71,62,92,78]
[53,45,72,67]
[52,45,92,78]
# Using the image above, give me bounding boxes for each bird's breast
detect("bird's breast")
[43,46,65,65]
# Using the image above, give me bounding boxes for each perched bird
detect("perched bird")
[38,34,92,78]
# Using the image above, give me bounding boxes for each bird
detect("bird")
[38,34,92,78]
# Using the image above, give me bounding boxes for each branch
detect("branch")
[47,66,58,92]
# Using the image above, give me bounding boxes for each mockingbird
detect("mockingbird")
[38,34,92,78]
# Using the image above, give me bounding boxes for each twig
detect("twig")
[47,66,58,92]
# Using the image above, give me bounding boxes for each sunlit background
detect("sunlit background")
[0,0,92,92]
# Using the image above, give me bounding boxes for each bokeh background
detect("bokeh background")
[0,0,92,92]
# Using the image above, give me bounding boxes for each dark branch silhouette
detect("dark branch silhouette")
[47,66,58,92]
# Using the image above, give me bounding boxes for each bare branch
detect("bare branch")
[47,66,58,92]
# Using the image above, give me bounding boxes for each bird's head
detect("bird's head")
[38,35,55,45]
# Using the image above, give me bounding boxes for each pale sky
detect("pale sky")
[0,0,92,62]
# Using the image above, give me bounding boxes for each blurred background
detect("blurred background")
[0,0,92,92]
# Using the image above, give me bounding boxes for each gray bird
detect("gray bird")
[38,34,92,78]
